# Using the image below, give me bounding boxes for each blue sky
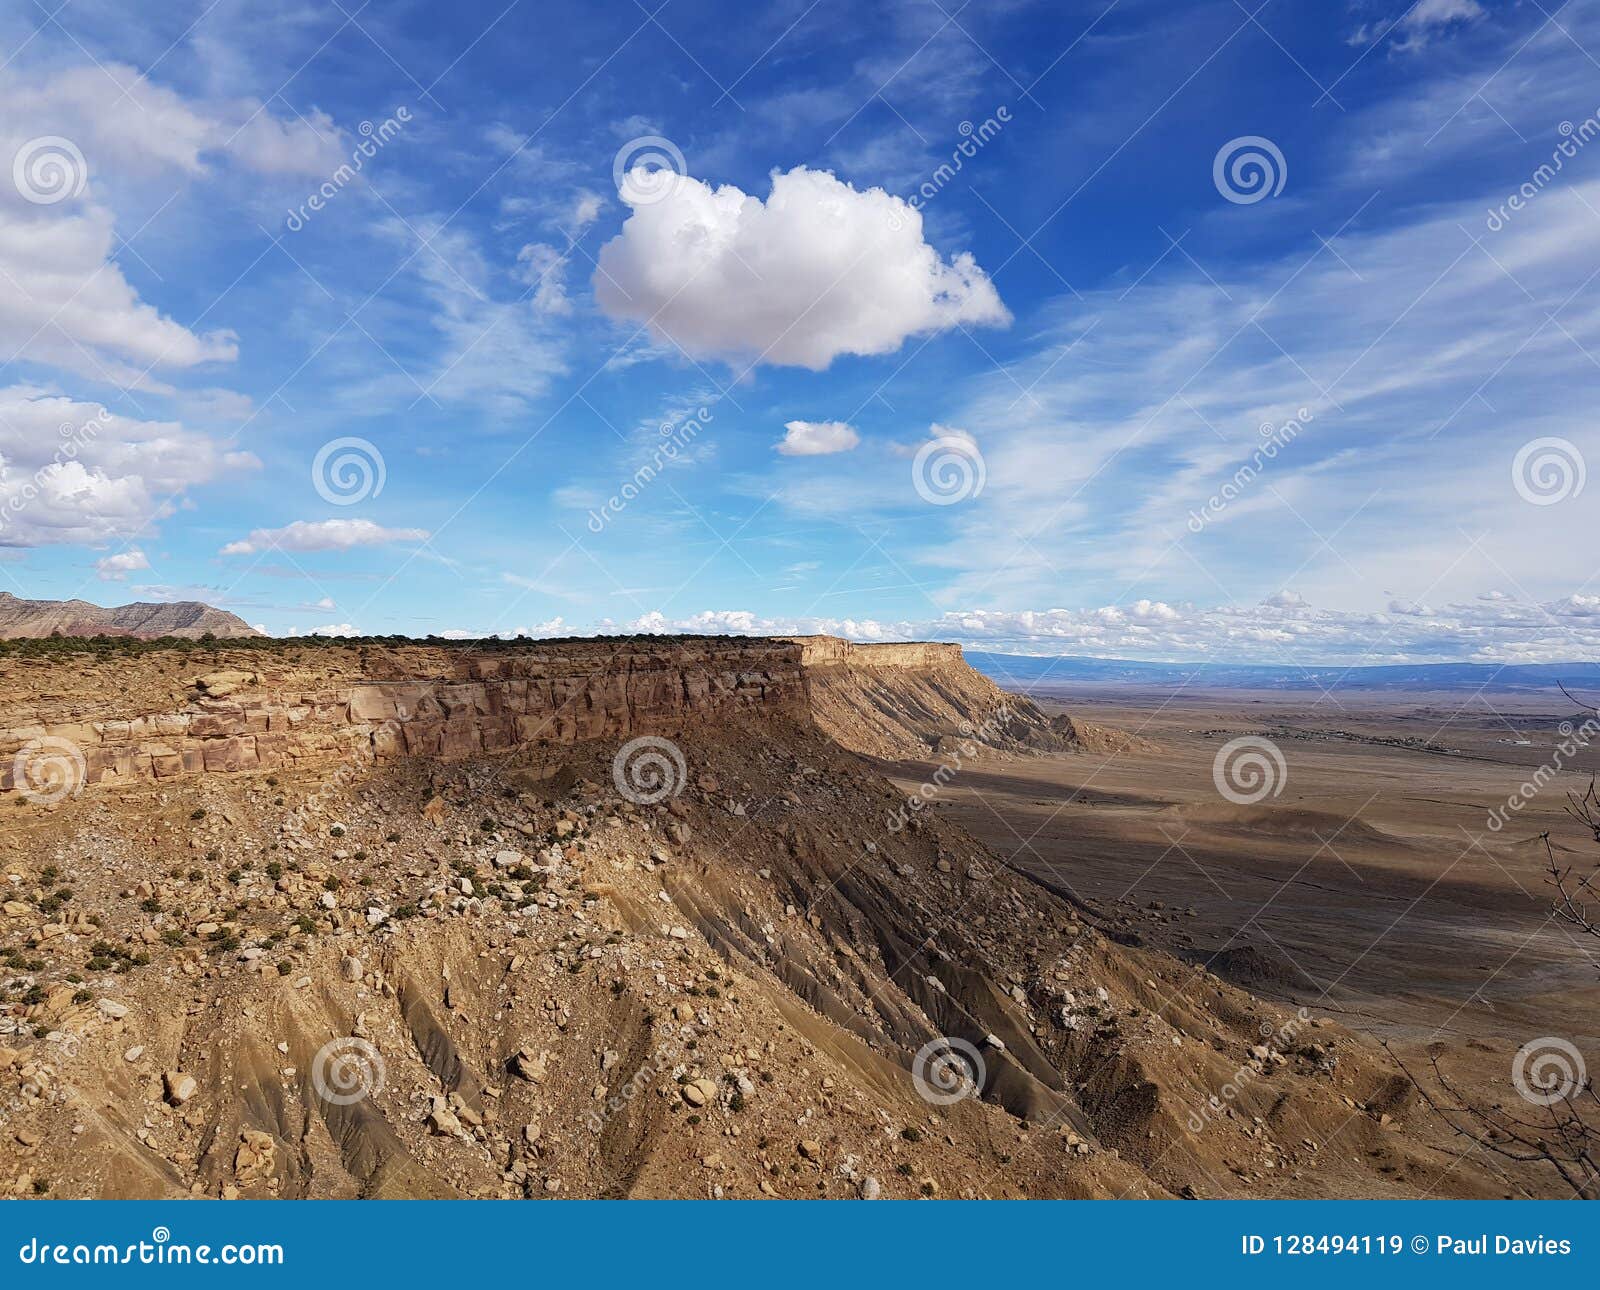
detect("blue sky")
[1,0,1598,663]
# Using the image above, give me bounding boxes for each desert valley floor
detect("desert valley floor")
[891,684,1600,1197]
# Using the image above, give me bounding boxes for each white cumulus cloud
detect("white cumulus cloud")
[95,548,150,581]
[0,387,257,547]
[595,165,1008,370]
[776,420,860,456]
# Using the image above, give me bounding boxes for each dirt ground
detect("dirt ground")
[891,682,1600,1193]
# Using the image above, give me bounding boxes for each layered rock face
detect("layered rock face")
[0,638,809,794]
[0,634,1080,796]
[784,636,966,669]
[783,634,1075,760]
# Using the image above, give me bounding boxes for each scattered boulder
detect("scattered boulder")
[681,1077,718,1108]
[163,1071,198,1105]
[511,1048,548,1083]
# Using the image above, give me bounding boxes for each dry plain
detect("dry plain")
[890,680,1600,1195]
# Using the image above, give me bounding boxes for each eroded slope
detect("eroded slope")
[0,638,1553,1199]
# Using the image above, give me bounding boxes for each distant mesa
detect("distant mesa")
[0,592,262,640]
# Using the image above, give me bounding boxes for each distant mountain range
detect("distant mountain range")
[0,592,261,640]
[966,651,1600,693]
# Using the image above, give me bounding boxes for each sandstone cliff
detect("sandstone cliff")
[0,634,1089,799]
[2,634,1070,795]
[783,634,1075,760]
[0,637,808,793]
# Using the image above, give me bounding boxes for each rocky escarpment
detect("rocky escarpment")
[0,638,809,795]
[0,635,1077,797]
[784,635,1077,760]
[0,592,261,640]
